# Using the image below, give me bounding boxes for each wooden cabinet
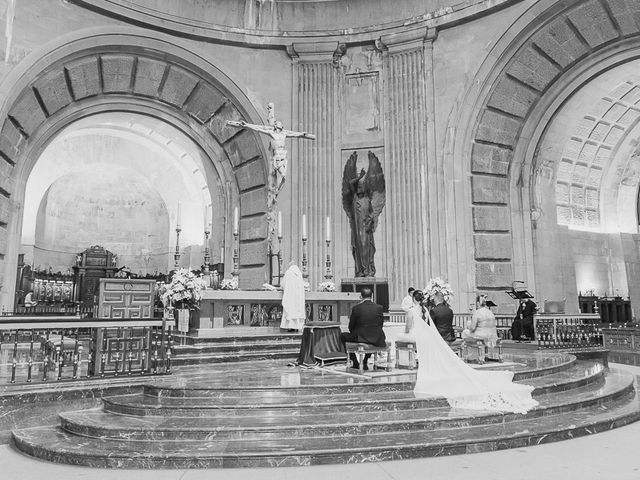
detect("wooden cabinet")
[98,279,156,319]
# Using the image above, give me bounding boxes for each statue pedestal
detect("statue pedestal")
[340,277,389,312]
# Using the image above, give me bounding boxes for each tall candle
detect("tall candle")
[302,214,307,239]
[176,202,181,228]
[204,205,211,231]
[233,207,239,234]
[326,216,331,242]
[220,247,225,264]
[278,211,283,237]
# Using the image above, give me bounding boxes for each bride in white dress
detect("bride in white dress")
[409,290,538,414]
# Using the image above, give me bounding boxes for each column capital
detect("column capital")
[286,41,342,62]
[377,26,437,53]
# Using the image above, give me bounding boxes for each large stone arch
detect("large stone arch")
[0,30,270,306]
[452,0,640,304]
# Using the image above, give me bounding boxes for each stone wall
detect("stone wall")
[0,0,639,311]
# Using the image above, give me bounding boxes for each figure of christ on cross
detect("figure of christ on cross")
[226,104,316,209]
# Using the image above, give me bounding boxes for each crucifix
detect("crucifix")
[227,103,316,248]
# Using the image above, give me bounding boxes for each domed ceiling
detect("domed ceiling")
[69,0,519,43]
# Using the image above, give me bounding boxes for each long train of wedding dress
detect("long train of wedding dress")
[411,308,538,414]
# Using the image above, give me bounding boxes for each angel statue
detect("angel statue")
[342,151,386,277]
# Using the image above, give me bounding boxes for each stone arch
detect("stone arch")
[454,0,640,300]
[0,31,270,306]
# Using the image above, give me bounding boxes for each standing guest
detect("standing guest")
[512,297,537,341]
[280,262,306,332]
[400,287,415,312]
[430,291,456,343]
[340,287,386,370]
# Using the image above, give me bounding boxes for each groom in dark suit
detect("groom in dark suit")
[430,292,456,343]
[340,287,386,370]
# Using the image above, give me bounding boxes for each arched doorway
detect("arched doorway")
[0,32,271,308]
[448,0,640,311]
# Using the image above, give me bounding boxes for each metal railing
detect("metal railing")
[0,317,173,384]
[386,310,606,347]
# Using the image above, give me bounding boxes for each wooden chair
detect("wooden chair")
[461,338,503,364]
[395,340,417,370]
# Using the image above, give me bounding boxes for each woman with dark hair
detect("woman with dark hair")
[409,291,537,413]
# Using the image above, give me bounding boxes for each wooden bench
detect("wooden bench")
[345,342,391,374]
[395,338,464,370]
[42,335,80,370]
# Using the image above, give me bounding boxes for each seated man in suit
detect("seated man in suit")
[430,292,456,343]
[340,287,386,370]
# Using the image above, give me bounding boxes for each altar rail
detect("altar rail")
[3,305,95,317]
[0,317,172,384]
[386,310,605,348]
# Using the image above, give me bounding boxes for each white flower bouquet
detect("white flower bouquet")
[303,281,311,292]
[423,277,454,305]
[220,277,239,290]
[159,268,207,309]
[318,281,336,292]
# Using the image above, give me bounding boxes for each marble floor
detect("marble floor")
[2,362,640,479]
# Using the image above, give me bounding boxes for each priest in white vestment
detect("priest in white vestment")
[280,263,306,331]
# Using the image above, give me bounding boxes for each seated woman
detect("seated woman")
[463,294,499,360]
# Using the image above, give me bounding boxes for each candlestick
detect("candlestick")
[233,207,239,235]
[232,230,240,280]
[302,237,309,280]
[302,214,307,239]
[174,224,182,269]
[277,232,284,287]
[203,225,211,274]
[278,211,282,237]
[326,216,331,242]
[324,239,333,280]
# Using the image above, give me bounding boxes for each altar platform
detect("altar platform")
[194,290,361,333]
[9,349,640,468]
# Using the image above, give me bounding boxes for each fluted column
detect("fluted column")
[288,43,339,289]
[379,29,434,303]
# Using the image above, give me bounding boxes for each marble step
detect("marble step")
[101,390,451,415]
[170,349,299,366]
[146,360,603,399]
[57,370,629,441]
[100,368,629,417]
[185,333,301,345]
[13,390,640,468]
[173,340,302,355]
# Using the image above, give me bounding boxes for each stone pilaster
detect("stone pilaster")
[378,28,436,303]
[288,43,340,289]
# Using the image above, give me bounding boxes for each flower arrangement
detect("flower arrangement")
[423,277,454,305]
[303,281,311,292]
[318,281,336,292]
[159,268,207,309]
[220,277,239,290]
